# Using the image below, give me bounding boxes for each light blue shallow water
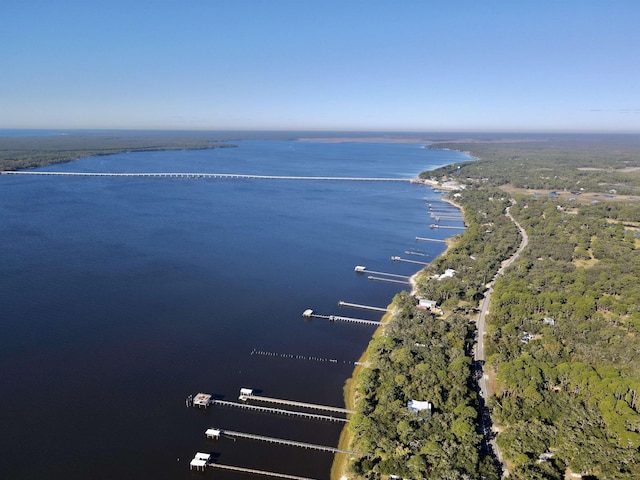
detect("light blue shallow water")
[0,140,469,479]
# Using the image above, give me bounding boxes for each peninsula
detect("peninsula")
[0,130,236,171]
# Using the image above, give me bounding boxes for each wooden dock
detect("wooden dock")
[239,394,355,414]
[303,310,382,326]
[338,301,389,312]
[356,268,411,279]
[209,462,319,480]
[212,399,348,422]
[207,428,360,455]
[430,224,465,230]
[391,256,429,266]
[416,236,447,244]
[367,276,411,285]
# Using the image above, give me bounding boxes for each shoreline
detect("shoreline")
[331,194,464,480]
[0,132,237,172]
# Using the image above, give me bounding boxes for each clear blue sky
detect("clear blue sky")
[1,0,639,132]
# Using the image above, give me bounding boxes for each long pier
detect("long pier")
[416,236,447,244]
[405,250,428,257]
[430,224,465,230]
[338,301,389,312]
[212,399,348,423]
[428,209,459,215]
[391,256,429,266]
[239,394,355,414]
[304,312,382,326]
[355,267,410,279]
[209,463,318,480]
[368,276,411,285]
[207,428,360,455]
[2,171,413,182]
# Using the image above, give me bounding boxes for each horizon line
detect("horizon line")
[1,127,639,135]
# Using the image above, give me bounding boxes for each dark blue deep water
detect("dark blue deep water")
[0,140,469,479]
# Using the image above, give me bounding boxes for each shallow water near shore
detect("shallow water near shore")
[0,140,468,479]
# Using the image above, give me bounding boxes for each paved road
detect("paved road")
[474,206,528,475]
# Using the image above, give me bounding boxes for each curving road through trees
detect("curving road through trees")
[474,206,528,476]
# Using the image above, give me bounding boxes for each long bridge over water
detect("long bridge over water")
[1,171,416,182]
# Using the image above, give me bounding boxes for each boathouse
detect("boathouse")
[239,387,254,397]
[190,452,210,471]
[193,393,212,408]
[206,428,221,439]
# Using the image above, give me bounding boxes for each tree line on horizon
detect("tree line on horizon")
[0,132,235,171]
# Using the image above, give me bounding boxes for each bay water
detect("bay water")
[0,139,469,479]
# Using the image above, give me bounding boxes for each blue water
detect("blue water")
[0,140,469,479]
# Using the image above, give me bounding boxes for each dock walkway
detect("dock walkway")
[213,399,348,422]
[209,463,318,480]
[239,394,355,414]
[391,256,429,266]
[338,301,389,312]
[208,428,360,455]
[416,236,447,244]
[305,311,381,326]
[367,276,411,285]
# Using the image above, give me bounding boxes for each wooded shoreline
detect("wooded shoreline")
[0,131,236,171]
[335,136,640,479]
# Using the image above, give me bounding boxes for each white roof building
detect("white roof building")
[190,452,211,471]
[192,393,212,407]
[418,299,437,310]
[407,400,432,414]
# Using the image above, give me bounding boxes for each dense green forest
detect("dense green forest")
[425,136,640,195]
[344,136,640,479]
[0,131,235,171]
[432,138,640,478]
[486,197,640,478]
[348,292,498,479]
